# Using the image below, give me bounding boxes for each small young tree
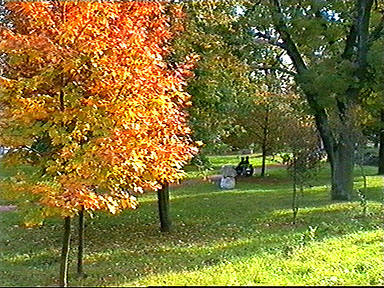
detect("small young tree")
[226,89,293,177]
[0,1,197,286]
[282,114,323,225]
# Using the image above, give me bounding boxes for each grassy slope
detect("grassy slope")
[0,162,383,286]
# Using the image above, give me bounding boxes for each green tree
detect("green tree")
[361,92,384,174]
[221,0,383,200]
[175,1,382,197]
[172,1,254,155]
[224,88,293,177]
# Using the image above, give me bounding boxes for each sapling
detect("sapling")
[284,146,323,225]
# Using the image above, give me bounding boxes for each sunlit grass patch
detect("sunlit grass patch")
[127,230,383,286]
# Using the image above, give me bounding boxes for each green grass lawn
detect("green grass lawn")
[0,161,383,286]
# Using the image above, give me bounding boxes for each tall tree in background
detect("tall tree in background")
[228,0,383,200]
[224,90,291,177]
[365,31,384,174]
[176,1,383,199]
[361,93,384,174]
[0,1,197,285]
[171,1,254,155]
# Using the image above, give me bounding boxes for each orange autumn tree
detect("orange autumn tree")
[0,1,197,285]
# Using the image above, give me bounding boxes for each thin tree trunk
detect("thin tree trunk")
[260,108,269,178]
[77,206,85,277]
[378,110,384,175]
[157,182,171,232]
[292,160,297,224]
[59,217,71,287]
[292,156,298,225]
[300,183,304,197]
[261,146,267,178]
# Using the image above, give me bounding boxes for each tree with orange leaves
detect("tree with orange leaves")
[0,1,197,286]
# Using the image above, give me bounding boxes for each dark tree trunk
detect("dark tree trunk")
[269,0,374,202]
[292,156,299,224]
[157,182,171,232]
[331,141,354,200]
[77,207,85,277]
[261,149,267,178]
[311,106,354,201]
[260,107,269,178]
[59,217,71,287]
[378,110,384,175]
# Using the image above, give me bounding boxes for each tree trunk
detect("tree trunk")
[77,207,85,277]
[260,108,269,177]
[378,110,384,175]
[261,147,267,177]
[269,0,373,202]
[157,182,171,232]
[59,217,71,287]
[311,106,354,201]
[292,156,298,225]
[331,140,354,201]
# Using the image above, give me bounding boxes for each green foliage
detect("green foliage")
[173,1,255,153]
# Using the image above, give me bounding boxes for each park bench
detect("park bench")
[235,156,254,177]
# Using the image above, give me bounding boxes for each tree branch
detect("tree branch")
[269,0,337,158]
[342,19,358,60]
[269,0,307,74]
[356,0,374,74]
